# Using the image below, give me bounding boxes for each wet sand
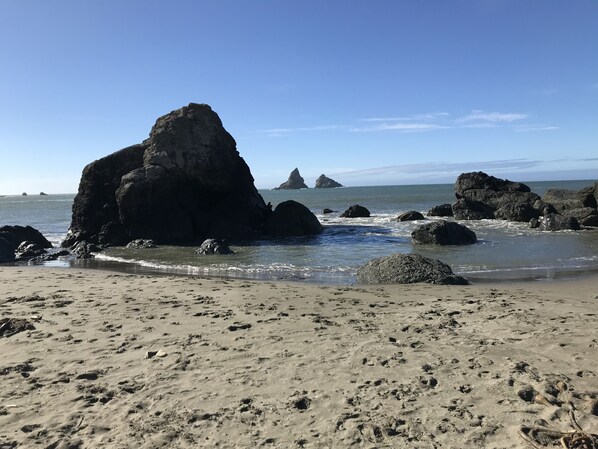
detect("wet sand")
[1,267,597,448]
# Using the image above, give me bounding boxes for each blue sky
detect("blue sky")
[0,1,596,194]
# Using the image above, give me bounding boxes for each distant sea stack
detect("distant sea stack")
[40,192,48,196]
[315,174,342,189]
[275,168,308,190]
[64,103,322,247]
[21,192,27,196]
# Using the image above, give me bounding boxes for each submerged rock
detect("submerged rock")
[195,238,234,255]
[356,253,468,285]
[264,200,323,236]
[276,168,308,190]
[315,174,342,188]
[412,220,477,245]
[340,204,370,218]
[397,211,425,221]
[126,239,157,249]
[64,103,269,246]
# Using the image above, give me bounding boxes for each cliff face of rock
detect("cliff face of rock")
[64,103,269,246]
[315,174,342,188]
[275,168,308,190]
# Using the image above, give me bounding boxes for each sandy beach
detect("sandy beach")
[1,267,597,448]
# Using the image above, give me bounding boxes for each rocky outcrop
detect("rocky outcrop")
[14,242,47,261]
[195,238,234,255]
[64,104,271,247]
[0,238,15,263]
[356,253,468,285]
[428,204,453,217]
[454,172,540,222]
[537,214,581,231]
[126,239,157,249]
[315,174,342,189]
[40,192,48,196]
[0,225,53,250]
[264,201,323,236]
[411,220,477,245]
[340,205,370,218]
[397,211,425,221]
[275,168,308,190]
[322,208,335,214]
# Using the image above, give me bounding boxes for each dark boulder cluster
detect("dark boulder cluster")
[63,104,323,250]
[0,225,54,263]
[426,172,598,231]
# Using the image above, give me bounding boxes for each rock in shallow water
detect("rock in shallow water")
[411,220,477,245]
[356,253,468,285]
[195,239,234,255]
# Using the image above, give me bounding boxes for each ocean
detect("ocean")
[1,180,597,284]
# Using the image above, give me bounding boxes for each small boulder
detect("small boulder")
[126,239,157,249]
[195,239,234,255]
[71,241,99,259]
[428,204,453,217]
[315,174,342,189]
[356,253,468,285]
[340,204,370,218]
[397,211,425,221]
[412,220,477,245]
[264,200,323,236]
[322,208,336,214]
[0,225,53,250]
[275,168,308,190]
[538,214,581,231]
[15,241,47,261]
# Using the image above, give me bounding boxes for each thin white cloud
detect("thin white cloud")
[457,110,528,123]
[359,112,450,122]
[351,123,447,133]
[515,126,559,132]
[258,125,344,135]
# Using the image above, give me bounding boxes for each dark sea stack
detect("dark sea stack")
[315,174,342,188]
[397,211,425,221]
[275,168,308,190]
[0,225,53,250]
[428,204,453,217]
[411,220,477,245]
[454,172,540,222]
[21,192,27,196]
[356,253,468,285]
[340,204,370,218]
[40,192,48,196]
[264,200,323,236]
[64,103,269,246]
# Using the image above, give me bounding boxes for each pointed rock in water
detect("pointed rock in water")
[275,168,308,190]
[315,174,342,188]
[21,192,27,196]
[39,192,48,196]
[64,103,270,246]
[195,238,234,255]
[356,253,468,285]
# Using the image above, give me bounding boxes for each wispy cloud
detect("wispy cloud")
[350,123,447,133]
[359,112,450,122]
[515,126,559,132]
[258,125,344,135]
[457,110,529,123]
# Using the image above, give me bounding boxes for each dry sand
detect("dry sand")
[1,266,597,448]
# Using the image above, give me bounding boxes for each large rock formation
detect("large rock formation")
[264,200,323,236]
[315,174,342,188]
[411,220,477,245]
[542,185,598,226]
[64,104,273,246]
[356,253,468,285]
[275,168,308,190]
[454,172,540,222]
[0,225,53,250]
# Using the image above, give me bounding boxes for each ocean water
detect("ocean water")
[1,180,597,284]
